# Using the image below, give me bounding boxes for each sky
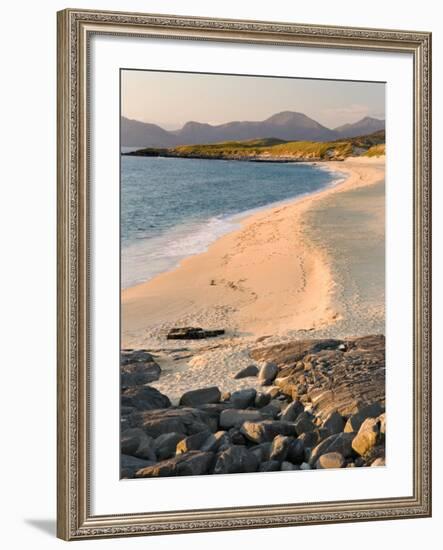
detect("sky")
[121,70,385,130]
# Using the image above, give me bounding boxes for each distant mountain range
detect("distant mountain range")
[121,111,385,148]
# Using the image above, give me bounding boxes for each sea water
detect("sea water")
[121,155,343,288]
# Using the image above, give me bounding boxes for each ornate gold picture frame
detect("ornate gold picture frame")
[57,8,431,540]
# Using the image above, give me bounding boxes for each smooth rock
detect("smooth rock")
[121,454,154,478]
[269,435,293,462]
[294,411,316,435]
[121,386,171,411]
[220,409,265,429]
[258,362,278,386]
[287,438,305,465]
[200,431,230,453]
[259,401,281,419]
[233,365,259,379]
[315,452,345,469]
[344,402,384,433]
[136,451,214,477]
[352,417,381,456]
[280,400,304,422]
[309,432,355,465]
[250,442,272,463]
[121,428,148,456]
[228,427,247,446]
[297,430,321,450]
[121,361,161,387]
[137,407,217,437]
[176,430,212,455]
[179,387,221,407]
[230,388,257,409]
[121,350,155,365]
[323,411,345,435]
[241,420,297,443]
[153,432,184,460]
[255,392,272,408]
[213,446,258,474]
[121,428,157,461]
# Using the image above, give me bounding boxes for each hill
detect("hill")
[121,111,385,148]
[334,116,385,138]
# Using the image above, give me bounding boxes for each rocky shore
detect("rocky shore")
[121,334,385,478]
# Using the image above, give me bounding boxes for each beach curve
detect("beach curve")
[122,156,385,354]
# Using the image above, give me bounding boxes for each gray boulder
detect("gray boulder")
[297,430,321,450]
[220,409,265,429]
[309,432,355,466]
[179,386,221,407]
[287,438,305,465]
[259,362,278,386]
[213,446,258,474]
[240,420,297,444]
[250,442,272,463]
[153,432,184,460]
[136,407,217,437]
[227,427,247,446]
[294,411,316,435]
[200,431,230,453]
[121,385,171,411]
[121,362,161,387]
[280,400,304,422]
[233,365,259,379]
[176,430,212,455]
[121,428,157,461]
[136,451,214,477]
[344,402,384,433]
[230,388,257,409]
[254,392,272,408]
[323,411,345,435]
[121,454,154,478]
[121,350,155,365]
[259,401,282,419]
[269,435,293,462]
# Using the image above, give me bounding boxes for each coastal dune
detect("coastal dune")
[122,156,385,350]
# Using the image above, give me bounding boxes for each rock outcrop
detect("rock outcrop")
[120,335,386,478]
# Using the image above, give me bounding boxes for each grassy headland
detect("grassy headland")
[123,130,385,162]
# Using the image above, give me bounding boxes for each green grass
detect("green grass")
[363,144,386,157]
[126,130,385,161]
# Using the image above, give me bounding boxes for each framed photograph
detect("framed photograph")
[57,8,431,540]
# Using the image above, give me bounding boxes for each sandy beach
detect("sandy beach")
[121,156,384,401]
[123,157,384,340]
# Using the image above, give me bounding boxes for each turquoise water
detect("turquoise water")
[121,155,342,287]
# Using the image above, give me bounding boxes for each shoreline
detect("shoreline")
[122,151,347,163]
[121,162,346,289]
[122,156,385,356]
